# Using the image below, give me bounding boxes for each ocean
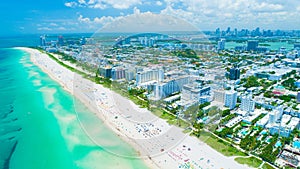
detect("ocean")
[0,41,148,168]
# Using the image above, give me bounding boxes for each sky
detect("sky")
[1,0,300,35]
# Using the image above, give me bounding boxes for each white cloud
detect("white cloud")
[78,0,86,4]
[94,16,115,25]
[37,27,52,31]
[50,23,58,27]
[78,15,91,23]
[65,0,300,32]
[91,3,106,9]
[65,0,141,9]
[87,0,95,4]
[57,27,67,30]
[64,1,77,7]
[106,0,141,9]
[160,5,197,26]
[133,7,140,14]
[223,13,233,18]
[159,0,300,29]
[251,2,283,12]
[37,24,68,31]
[74,7,199,33]
[76,14,119,31]
[100,10,198,32]
[156,1,163,6]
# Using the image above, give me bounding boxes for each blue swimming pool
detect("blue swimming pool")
[275,141,281,148]
[240,129,248,136]
[260,130,267,135]
[202,116,208,121]
[293,141,300,149]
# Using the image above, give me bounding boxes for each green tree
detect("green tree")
[199,102,210,109]
[282,78,296,90]
[263,91,273,98]
[218,127,233,138]
[183,103,199,123]
[244,76,259,88]
[222,109,231,117]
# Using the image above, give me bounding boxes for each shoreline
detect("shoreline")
[17,47,251,169]
[16,47,158,169]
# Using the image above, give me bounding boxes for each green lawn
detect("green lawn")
[234,156,262,168]
[150,107,163,117]
[160,111,190,129]
[262,162,276,169]
[198,131,247,157]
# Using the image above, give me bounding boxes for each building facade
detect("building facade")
[181,83,211,103]
[153,76,189,99]
[125,69,135,81]
[247,40,258,51]
[229,67,240,80]
[224,90,238,110]
[99,66,112,78]
[217,39,226,51]
[136,68,164,86]
[214,89,237,110]
[240,93,255,112]
[111,67,126,80]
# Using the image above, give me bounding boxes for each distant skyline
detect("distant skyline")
[1,0,300,35]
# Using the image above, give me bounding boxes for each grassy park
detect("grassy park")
[198,131,247,157]
[234,156,263,168]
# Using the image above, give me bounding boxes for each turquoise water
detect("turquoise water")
[260,130,267,135]
[202,116,208,121]
[240,129,248,136]
[0,48,148,169]
[226,41,294,50]
[275,141,281,148]
[293,141,300,149]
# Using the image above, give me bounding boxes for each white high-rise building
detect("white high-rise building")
[268,105,284,124]
[40,35,46,46]
[136,68,164,86]
[111,67,125,80]
[214,90,225,103]
[153,76,190,99]
[217,39,226,50]
[240,93,255,112]
[214,89,237,110]
[125,69,135,81]
[181,83,211,102]
[224,90,237,110]
[268,111,277,124]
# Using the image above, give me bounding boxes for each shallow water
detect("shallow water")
[0,48,148,169]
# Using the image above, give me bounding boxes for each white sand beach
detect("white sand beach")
[17,47,252,169]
